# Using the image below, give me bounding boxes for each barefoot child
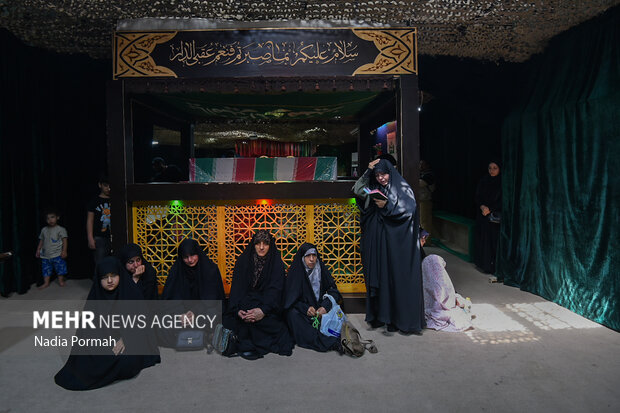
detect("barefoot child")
[36,209,68,288]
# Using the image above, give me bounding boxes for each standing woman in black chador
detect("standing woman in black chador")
[474,160,502,274]
[159,238,225,347]
[352,158,425,335]
[55,256,160,390]
[118,243,158,300]
[223,230,293,360]
[283,243,343,352]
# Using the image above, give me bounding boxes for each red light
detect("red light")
[257,199,272,206]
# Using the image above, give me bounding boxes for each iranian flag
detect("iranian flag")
[190,157,337,182]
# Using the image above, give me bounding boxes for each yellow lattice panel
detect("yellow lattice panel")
[222,203,307,289]
[132,200,366,294]
[313,204,364,293]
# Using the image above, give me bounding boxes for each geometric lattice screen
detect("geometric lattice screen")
[131,200,365,293]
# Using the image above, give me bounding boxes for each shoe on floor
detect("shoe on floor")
[368,320,385,329]
[239,351,262,361]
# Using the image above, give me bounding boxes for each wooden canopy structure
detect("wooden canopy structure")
[107,22,420,294]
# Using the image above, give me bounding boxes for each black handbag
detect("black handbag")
[175,330,205,351]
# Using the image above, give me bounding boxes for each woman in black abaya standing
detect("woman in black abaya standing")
[352,158,425,335]
[283,242,343,352]
[474,161,502,274]
[223,230,293,360]
[55,257,160,390]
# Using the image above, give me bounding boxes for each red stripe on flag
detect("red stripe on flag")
[294,157,317,181]
[189,158,196,182]
[234,158,256,182]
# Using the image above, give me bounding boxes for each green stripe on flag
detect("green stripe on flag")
[314,157,337,180]
[194,158,215,182]
[255,158,276,181]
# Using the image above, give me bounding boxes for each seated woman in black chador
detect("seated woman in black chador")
[223,230,293,360]
[118,243,158,300]
[159,238,225,347]
[55,256,160,391]
[283,243,343,352]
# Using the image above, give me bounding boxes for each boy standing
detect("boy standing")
[86,176,111,266]
[36,210,68,289]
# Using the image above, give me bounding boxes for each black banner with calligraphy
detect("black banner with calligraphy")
[114,28,417,79]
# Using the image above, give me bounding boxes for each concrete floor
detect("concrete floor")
[1,247,619,413]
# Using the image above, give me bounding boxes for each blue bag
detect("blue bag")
[319,294,347,338]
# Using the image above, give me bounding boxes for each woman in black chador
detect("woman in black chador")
[352,158,425,335]
[283,243,343,352]
[474,160,502,274]
[223,230,293,360]
[161,238,225,301]
[159,238,225,347]
[54,257,160,390]
[118,243,158,300]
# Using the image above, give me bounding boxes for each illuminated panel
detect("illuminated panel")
[132,199,365,294]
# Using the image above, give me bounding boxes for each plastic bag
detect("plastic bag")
[319,294,347,338]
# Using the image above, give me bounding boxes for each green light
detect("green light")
[170,200,184,215]
[347,198,357,205]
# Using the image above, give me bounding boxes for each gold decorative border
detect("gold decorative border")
[352,28,417,75]
[114,32,178,79]
[113,28,417,79]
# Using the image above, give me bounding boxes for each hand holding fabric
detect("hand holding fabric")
[307,306,317,317]
[374,198,387,208]
[316,307,327,317]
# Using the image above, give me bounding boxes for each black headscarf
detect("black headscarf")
[227,230,285,316]
[475,160,502,213]
[283,242,341,312]
[117,243,159,300]
[54,256,160,391]
[161,238,225,301]
[87,256,143,302]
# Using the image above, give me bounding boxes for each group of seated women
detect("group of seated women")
[55,230,344,390]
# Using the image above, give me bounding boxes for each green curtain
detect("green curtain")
[0,29,109,295]
[498,8,620,330]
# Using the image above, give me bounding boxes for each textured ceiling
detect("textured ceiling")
[1,1,618,62]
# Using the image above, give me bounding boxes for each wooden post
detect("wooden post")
[398,75,420,193]
[106,80,129,253]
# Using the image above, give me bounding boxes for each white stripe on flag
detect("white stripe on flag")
[275,157,296,181]
[214,158,235,182]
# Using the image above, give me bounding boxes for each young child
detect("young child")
[36,209,68,289]
[86,175,111,266]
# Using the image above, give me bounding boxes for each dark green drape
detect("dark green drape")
[0,29,109,296]
[498,8,620,330]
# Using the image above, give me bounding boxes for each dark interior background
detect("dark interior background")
[0,26,533,292]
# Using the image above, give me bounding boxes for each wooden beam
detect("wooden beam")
[126,181,356,202]
[397,76,420,192]
[106,80,129,252]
